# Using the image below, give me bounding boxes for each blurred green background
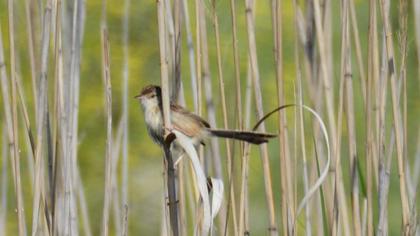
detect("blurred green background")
[0,0,419,235]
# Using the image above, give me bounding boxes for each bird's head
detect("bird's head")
[134,85,162,110]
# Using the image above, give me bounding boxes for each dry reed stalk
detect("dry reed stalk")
[25,0,38,115]
[181,0,198,111]
[194,0,203,117]
[31,0,54,233]
[0,126,8,236]
[344,26,362,236]
[366,0,377,235]
[100,27,113,236]
[313,0,337,150]
[163,0,175,88]
[177,156,188,236]
[5,1,27,235]
[295,4,330,233]
[172,0,182,102]
[292,0,311,234]
[332,2,354,236]
[376,8,391,236]
[298,8,329,221]
[297,74,311,236]
[192,1,204,227]
[311,1,343,229]
[415,0,420,88]
[74,172,91,236]
[63,1,84,234]
[121,0,130,235]
[111,120,124,236]
[197,0,223,178]
[211,2,237,235]
[398,0,409,198]
[51,2,69,234]
[270,0,295,234]
[53,2,66,233]
[349,0,366,104]
[238,63,253,235]
[157,1,180,235]
[346,2,363,235]
[244,0,277,234]
[229,0,243,133]
[315,0,340,202]
[68,7,84,234]
[228,0,244,231]
[175,44,189,236]
[378,0,411,233]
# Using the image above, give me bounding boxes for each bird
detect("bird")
[134,85,277,147]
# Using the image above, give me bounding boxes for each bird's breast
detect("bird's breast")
[145,106,164,144]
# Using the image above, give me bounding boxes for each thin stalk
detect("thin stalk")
[292,0,311,234]
[211,2,237,235]
[31,0,53,233]
[378,0,410,233]
[0,126,8,236]
[100,27,113,236]
[271,0,295,234]
[229,0,242,132]
[238,62,253,235]
[172,0,182,102]
[7,1,27,235]
[157,1,179,235]
[244,0,277,234]
[194,0,202,116]
[344,16,362,236]
[111,120,124,236]
[366,0,377,235]
[121,0,130,235]
[414,0,420,87]
[68,1,84,232]
[25,0,39,115]
[181,0,198,111]
[349,0,366,104]
[198,0,223,178]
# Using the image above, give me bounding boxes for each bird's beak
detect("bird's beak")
[134,94,142,99]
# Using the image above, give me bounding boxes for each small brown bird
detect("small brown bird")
[135,85,276,147]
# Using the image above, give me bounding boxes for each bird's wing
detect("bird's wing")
[170,104,210,137]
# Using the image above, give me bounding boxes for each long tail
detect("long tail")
[209,129,277,145]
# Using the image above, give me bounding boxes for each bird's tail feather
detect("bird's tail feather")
[209,129,277,145]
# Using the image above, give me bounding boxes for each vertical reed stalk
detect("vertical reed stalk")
[349,0,366,104]
[121,0,130,235]
[157,1,179,235]
[0,126,8,236]
[181,0,198,111]
[270,0,294,234]
[31,0,53,233]
[378,0,410,233]
[238,64,253,235]
[229,0,242,132]
[211,2,237,235]
[100,27,113,236]
[366,1,375,235]
[173,0,182,103]
[7,1,27,235]
[244,0,277,234]
[344,8,362,236]
[25,0,38,115]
